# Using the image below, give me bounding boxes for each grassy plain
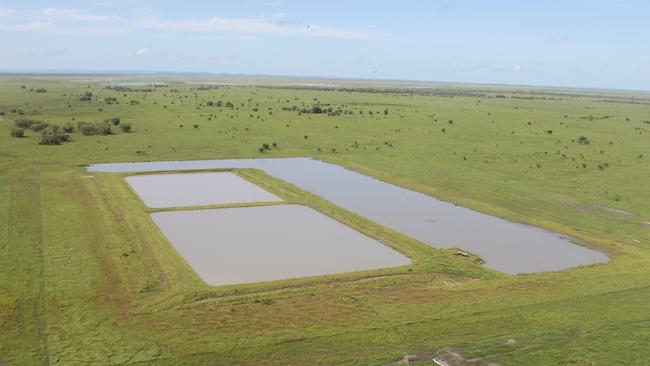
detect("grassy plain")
[0,75,649,365]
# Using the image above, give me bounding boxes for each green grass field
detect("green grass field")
[1,75,649,365]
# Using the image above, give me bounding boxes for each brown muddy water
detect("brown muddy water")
[88,158,609,274]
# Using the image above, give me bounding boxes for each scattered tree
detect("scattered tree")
[79,91,93,101]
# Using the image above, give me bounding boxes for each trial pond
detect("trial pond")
[88,157,608,278]
[125,172,282,208]
[152,205,410,286]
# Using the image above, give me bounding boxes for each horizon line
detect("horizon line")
[0,69,648,94]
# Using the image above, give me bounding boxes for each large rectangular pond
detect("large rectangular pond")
[126,172,282,208]
[151,205,410,286]
[89,157,609,274]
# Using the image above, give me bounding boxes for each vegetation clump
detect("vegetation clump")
[62,122,75,133]
[15,118,35,129]
[105,117,121,126]
[259,142,278,152]
[79,91,93,101]
[30,121,50,132]
[10,127,25,138]
[78,121,113,136]
[120,122,132,133]
[40,125,70,145]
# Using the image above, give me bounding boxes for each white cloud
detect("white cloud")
[136,15,379,39]
[92,0,135,7]
[135,47,153,56]
[29,49,66,57]
[5,21,127,35]
[2,8,376,40]
[546,36,569,44]
[44,8,118,22]
[15,21,53,31]
[0,7,14,17]
[0,7,125,34]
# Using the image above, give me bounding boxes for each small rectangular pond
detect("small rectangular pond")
[151,205,410,286]
[126,172,282,208]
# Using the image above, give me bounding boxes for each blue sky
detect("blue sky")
[0,0,649,90]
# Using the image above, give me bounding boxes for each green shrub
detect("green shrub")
[96,122,112,135]
[62,122,75,133]
[78,121,112,136]
[30,121,50,132]
[78,122,96,135]
[120,122,132,133]
[79,91,93,101]
[40,125,70,145]
[77,122,91,134]
[10,128,25,138]
[15,118,35,129]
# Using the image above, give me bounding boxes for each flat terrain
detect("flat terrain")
[0,75,649,365]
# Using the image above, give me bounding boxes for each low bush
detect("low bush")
[79,91,93,101]
[15,118,35,129]
[120,122,132,133]
[62,122,75,133]
[78,121,113,136]
[10,128,25,138]
[30,121,50,132]
[40,125,70,145]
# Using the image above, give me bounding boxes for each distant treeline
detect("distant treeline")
[255,85,487,98]
[105,85,168,93]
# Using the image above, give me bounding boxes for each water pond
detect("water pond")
[151,205,410,286]
[126,172,282,208]
[89,157,609,274]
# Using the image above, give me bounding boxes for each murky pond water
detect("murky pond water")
[151,205,410,286]
[126,172,282,208]
[89,157,609,274]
